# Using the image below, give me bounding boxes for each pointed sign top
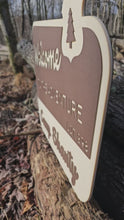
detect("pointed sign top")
[62,0,85,19]
[62,0,85,62]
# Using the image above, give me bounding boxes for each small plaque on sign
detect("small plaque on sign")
[33,0,112,202]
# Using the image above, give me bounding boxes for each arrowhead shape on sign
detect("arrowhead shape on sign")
[33,0,112,202]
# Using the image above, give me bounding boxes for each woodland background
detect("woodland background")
[0,0,124,56]
[0,1,124,220]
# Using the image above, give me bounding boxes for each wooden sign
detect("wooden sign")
[33,0,112,202]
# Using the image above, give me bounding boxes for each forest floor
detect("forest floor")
[0,60,43,220]
[0,58,123,220]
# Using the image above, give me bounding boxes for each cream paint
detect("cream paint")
[62,0,84,62]
[33,0,112,202]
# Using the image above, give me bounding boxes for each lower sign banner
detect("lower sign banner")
[33,0,112,202]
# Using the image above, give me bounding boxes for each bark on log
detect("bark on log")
[27,76,124,220]
[27,135,112,220]
[94,77,124,220]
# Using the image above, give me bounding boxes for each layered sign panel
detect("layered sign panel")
[33,0,112,202]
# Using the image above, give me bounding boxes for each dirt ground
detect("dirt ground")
[0,60,43,220]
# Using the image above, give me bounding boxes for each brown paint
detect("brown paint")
[66,8,76,49]
[33,27,102,159]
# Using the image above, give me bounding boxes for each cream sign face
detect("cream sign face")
[33,0,112,202]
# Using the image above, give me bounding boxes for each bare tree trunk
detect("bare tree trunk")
[24,0,33,27]
[120,0,123,34]
[90,0,94,15]
[27,0,33,26]
[9,2,19,40]
[36,0,42,20]
[21,0,25,37]
[43,0,48,20]
[97,0,100,18]
[51,0,55,18]
[0,0,17,73]
[106,1,111,34]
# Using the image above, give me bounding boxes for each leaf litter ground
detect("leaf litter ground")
[0,60,43,220]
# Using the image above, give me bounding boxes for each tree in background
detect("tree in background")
[24,0,33,27]
[21,0,25,37]
[85,0,124,37]
[0,0,123,72]
[0,0,17,72]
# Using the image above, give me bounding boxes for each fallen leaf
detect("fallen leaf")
[21,200,33,215]
[13,136,20,141]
